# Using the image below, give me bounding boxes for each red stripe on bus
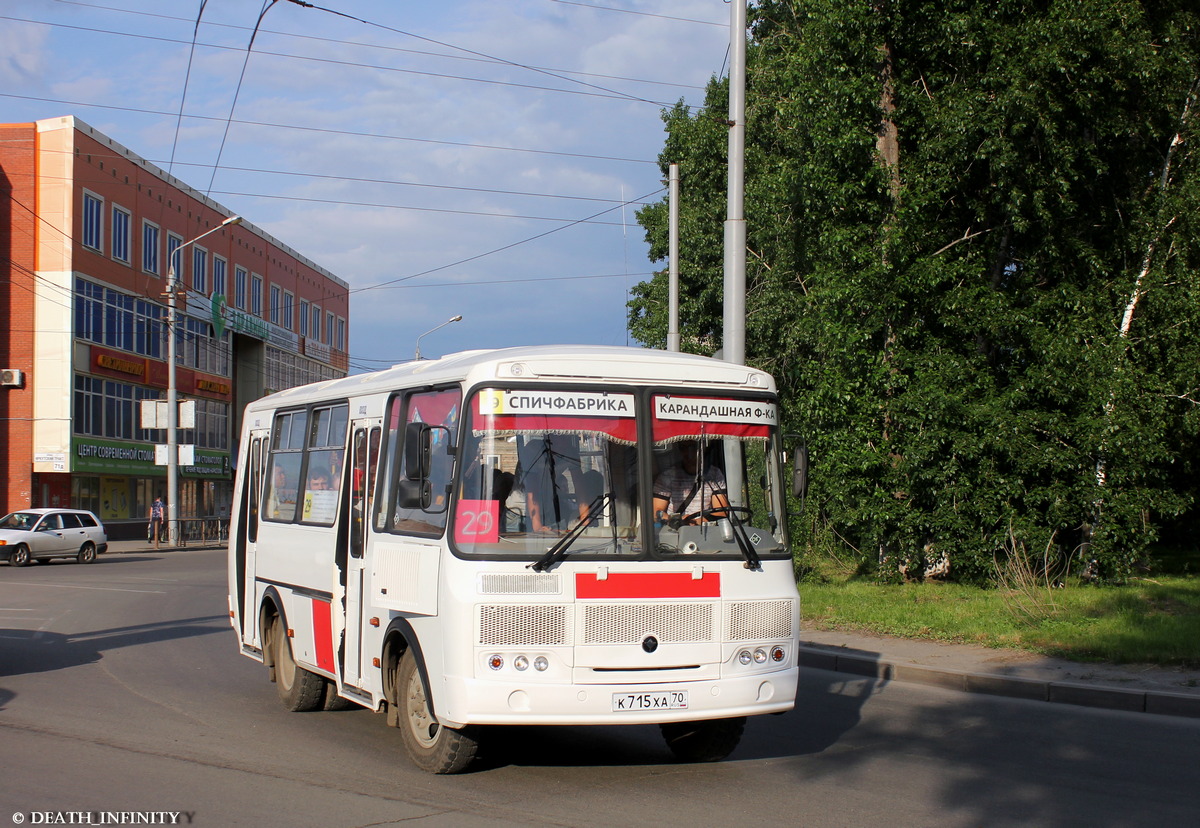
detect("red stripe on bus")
[575,572,721,599]
[312,598,335,673]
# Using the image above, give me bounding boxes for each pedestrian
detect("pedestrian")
[149,496,165,549]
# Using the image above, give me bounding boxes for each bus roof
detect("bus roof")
[245,345,776,414]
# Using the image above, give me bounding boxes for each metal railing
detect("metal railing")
[149,518,228,546]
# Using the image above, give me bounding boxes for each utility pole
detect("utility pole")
[166,215,241,543]
[723,0,748,367]
[668,163,681,352]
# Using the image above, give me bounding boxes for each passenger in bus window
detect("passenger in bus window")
[653,439,729,525]
[268,464,289,518]
[523,435,602,534]
[308,466,332,491]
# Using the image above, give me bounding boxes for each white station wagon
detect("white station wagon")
[0,508,109,567]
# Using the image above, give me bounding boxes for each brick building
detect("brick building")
[0,116,350,537]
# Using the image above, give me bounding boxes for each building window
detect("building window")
[82,192,103,252]
[312,304,321,342]
[299,300,310,337]
[177,398,230,451]
[75,277,164,360]
[337,317,346,351]
[234,267,248,309]
[282,291,294,330]
[192,247,208,295]
[213,256,228,300]
[142,221,160,275]
[327,312,335,347]
[269,285,281,325]
[251,275,263,316]
[167,233,183,281]
[111,206,131,264]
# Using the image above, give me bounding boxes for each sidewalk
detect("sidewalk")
[106,537,228,555]
[97,542,1200,719]
[800,628,1200,719]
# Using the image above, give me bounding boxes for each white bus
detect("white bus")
[228,345,800,773]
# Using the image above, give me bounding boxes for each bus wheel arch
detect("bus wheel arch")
[260,595,324,712]
[381,623,480,774]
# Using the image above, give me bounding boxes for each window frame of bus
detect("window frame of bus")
[448,381,640,561]
[645,387,790,560]
[375,386,462,539]
[262,401,349,527]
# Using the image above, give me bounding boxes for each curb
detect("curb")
[799,644,1200,720]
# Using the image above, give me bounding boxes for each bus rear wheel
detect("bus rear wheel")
[395,649,479,774]
[270,615,325,712]
[659,716,746,763]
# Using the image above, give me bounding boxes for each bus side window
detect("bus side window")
[382,388,460,536]
[247,438,262,542]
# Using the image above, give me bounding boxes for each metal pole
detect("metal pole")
[667,163,681,352]
[415,315,462,360]
[166,259,179,545]
[723,0,748,366]
[166,216,241,544]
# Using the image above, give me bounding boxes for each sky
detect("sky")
[1,0,733,372]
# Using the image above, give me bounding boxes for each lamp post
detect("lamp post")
[414,315,462,360]
[165,215,242,543]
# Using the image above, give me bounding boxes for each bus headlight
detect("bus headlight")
[534,656,549,672]
[738,650,752,665]
[487,654,504,671]
[771,646,786,663]
[753,648,768,664]
[514,655,529,671]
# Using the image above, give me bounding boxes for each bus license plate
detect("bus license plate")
[612,690,688,712]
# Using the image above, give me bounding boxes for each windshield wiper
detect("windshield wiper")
[529,492,612,572]
[725,506,762,571]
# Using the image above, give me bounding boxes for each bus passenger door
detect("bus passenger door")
[237,430,270,646]
[342,422,381,689]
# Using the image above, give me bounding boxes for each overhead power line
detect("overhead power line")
[0,92,657,167]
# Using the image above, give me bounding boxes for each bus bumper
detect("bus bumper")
[433,667,799,728]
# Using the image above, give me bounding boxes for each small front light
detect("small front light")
[738,650,752,665]
[514,655,529,671]
[534,656,549,672]
[771,646,786,663]
[488,654,504,671]
[753,648,768,664]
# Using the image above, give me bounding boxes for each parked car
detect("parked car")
[0,508,108,567]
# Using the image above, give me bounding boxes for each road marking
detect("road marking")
[5,583,166,594]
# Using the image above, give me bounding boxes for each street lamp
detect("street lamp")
[165,214,241,543]
[414,315,462,360]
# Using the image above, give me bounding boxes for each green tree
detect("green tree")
[630,1,1200,582]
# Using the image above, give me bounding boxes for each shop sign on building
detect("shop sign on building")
[72,437,228,478]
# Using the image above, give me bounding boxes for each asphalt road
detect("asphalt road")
[2,548,1198,827]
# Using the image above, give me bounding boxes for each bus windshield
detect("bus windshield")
[454,388,640,559]
[451,388,787,561]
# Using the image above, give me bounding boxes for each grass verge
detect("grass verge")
[798,576,1200,666]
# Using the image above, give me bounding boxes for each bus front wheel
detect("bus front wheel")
[270,615,325,712]
[659,716,746,763]
[394,649,479,774]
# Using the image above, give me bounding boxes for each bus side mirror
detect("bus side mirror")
[397,478,432,509]
[785,434,808,500]
[404,422,432,480]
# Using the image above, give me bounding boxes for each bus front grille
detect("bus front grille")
[727,600,794,640]
[479,604,570,646]
[581,603,714,645]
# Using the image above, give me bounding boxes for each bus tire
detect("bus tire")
[270,616,325,712]
[395,648,479,774]
[659,716,746,763]
[322,681,357,711]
